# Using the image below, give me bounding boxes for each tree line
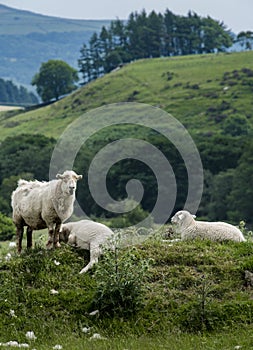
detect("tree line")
[30,9,253,102]
[1,132,253,230]
[78,10,233,83]
[0,78,38,105]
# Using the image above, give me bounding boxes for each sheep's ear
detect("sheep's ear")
[76,175,83,180]
[178,213,184,220]
[191,214,196,219]
[56,173,64,179]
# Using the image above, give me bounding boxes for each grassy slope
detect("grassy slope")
[1,234,253,348]
[1,51,253,141]
[1,51,253,347]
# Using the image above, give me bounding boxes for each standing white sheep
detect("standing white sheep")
[11,170,82,252]
[59,220,114,274]
[171,210,246,242]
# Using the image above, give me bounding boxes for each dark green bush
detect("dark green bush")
[0,212,15,240]
[92,235,150,316]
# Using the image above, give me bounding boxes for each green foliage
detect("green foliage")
[0,78,38,105]
[227,139,253,223]
[106,199,154,228]
[0,134,56,182]
[31,59,79,102]
[0,134,56,214]
[92,235,150,316]
[79,9,233,83]
[1,52,253,222]
[236,31,253,50]
[221,113,251,136]
[0,212,15,240]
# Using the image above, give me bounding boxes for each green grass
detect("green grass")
[3,328,251,350]
[1,229,253,348]
[1,51,253,141]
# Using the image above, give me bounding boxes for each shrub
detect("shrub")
[0,212,15,240]
[92,234,150,316]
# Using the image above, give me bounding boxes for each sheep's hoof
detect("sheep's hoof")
[54,242,61,249]
[46,242,53,249]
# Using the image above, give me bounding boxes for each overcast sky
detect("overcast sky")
[1,0,252,33]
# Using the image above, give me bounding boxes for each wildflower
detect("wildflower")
[54,260,60,266]
[234,346,242,350]
[6,340,19,346]
[5,253,11,261]
[89,333,107,340]
[81,326,91,333]
[89,310,99,316]
[9,309,17,318]
[9,242,16,249]
[26,331,37,340]
[53,345,63,349]
[50,289,59,295]
[19,344,29,348]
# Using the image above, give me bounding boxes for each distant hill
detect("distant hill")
[0,4,111,87]
[0,50,252,140]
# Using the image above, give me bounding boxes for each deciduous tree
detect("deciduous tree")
[32,59,78,102]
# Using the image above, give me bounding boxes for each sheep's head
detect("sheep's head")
[56,170,82,195]
[171,210,196,227]
[59,225,71,243]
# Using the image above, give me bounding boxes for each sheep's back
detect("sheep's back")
[183,221,245,242]
[63,220,114,248]
[12,181,55,229]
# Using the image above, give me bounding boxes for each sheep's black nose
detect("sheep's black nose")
[69,186,75,194]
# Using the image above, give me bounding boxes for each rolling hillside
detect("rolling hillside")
[0,4,110,86]
[0,50,253,141]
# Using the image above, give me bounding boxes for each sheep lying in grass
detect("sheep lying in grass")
[171,210,246,242]
[59,220,114,274]
[11,170,82,252]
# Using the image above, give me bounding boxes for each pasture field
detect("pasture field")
[1,228,253,349]
[0,51,253,141]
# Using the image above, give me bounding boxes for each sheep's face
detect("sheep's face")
[59,226,71,243]
[171,210,196,226]
[56,171,82,195]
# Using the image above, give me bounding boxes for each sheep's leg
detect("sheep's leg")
[26,226,33,250]
[16,225,24,253]
[46,225,54,249]
[79,246,101,274]
[53,222,61,248]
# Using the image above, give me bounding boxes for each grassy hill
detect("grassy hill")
[1,231,253,349]
[1,51,253,348]
[0,50,253,141]
[0,4,110,86]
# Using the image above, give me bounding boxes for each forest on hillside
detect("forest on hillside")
[78,9,235,83]
[0,78,38,105]
[0,128,252,233]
